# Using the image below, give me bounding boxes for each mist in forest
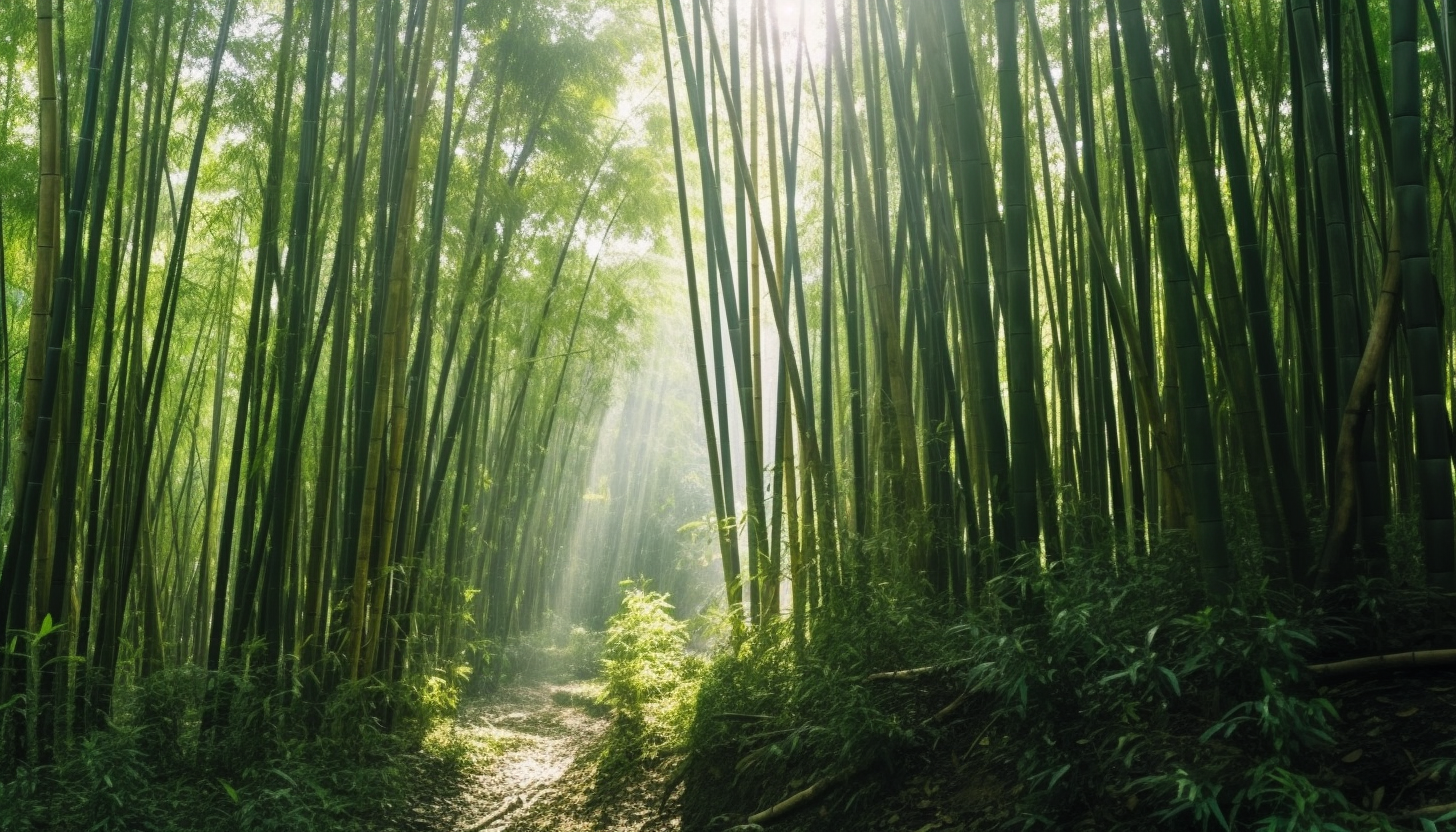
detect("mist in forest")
[554,296,722,629]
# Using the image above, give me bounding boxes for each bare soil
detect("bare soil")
[408,681,678,832]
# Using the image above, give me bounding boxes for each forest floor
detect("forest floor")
[397,675,1012,832]
[404,680,678,832]
[398,669,1456,832]
[669,669,1456,832]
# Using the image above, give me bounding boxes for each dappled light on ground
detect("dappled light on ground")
[405,680,678,832]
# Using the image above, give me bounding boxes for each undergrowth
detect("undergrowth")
[680,568,963,829]
[966,548,1351,830]
[500,613,606,684]
[675,532,1456,832]
[0,659,484,832]
[596,581,703,771]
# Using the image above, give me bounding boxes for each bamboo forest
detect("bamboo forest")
[2,0,1456,828]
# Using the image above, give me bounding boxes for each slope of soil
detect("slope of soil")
[675,668,1456,832]
[405,669,1456,831]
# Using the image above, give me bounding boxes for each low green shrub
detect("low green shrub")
[598,581,701,760]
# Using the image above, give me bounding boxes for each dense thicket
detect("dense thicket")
[2,0,1455,822]
[644,6,1456,827]
[661,0,1455,624]
[0,0,667,764]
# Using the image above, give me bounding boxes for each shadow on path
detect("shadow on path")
[413,680,677,832]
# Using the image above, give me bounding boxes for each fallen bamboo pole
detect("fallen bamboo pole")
[1307,649,1456,676]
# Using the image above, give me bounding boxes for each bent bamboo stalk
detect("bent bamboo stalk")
[1316,227,1402,588]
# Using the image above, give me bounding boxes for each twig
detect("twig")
[927,690,969,724]
[463,795,524,832]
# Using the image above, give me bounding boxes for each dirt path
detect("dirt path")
[428,681,676,832]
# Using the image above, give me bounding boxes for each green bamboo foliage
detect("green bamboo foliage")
[0,0,662,762]
[0,0,1453,769]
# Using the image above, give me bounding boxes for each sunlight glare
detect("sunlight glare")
[765,0,829,67]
